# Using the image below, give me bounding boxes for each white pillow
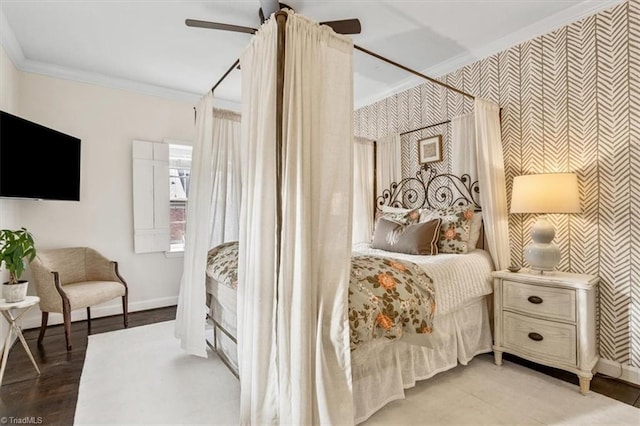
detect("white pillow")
[467,212,483,250]
[379,205,413,214]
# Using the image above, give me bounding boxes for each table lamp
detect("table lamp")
[510,173,581,272]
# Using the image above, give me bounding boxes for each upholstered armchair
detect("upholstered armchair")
[30,247,128,351]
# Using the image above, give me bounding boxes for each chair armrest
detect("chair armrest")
[29,257,63,310]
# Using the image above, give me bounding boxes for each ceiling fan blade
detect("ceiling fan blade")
[321,19,362,35]
[185,19,257,35]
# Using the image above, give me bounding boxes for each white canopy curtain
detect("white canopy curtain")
[475,98,510,270]
[376,133,402,199]
[237,15,279,424]
[451,98,510,270]
[451,112,478,185]
[209,109,241,247]
[238,11,354,425]
[353,137,374,243]
[174,92,214,357]
[175,100,242,357]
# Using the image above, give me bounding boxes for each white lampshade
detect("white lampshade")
[510,173,581,214]
[510,173,581,272]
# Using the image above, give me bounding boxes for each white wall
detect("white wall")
[15,70,195,328]
[0,45,21,340]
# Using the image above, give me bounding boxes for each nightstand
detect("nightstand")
[492,269,599,395]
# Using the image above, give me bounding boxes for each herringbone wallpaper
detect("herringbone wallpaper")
[354,0,639,367]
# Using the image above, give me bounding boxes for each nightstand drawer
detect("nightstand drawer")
[503,280,576,322]
[503,312,576,365]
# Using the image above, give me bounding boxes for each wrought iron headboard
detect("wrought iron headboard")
[376,164,481,211]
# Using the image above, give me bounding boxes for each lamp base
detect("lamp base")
[524,243,560,271]
[525,216,561,271]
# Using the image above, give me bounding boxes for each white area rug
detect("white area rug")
[76,321,639,425]
[75,320,239,425]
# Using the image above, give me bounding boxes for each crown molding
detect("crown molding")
[19,57,204,103]
[11,54,241,109]
[5,51,242,109]
[354,0,625,110]
[0,7,25,65]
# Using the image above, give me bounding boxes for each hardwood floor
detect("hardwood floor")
[1,305,638,424]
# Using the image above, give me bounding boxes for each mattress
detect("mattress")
[206,275,238,371]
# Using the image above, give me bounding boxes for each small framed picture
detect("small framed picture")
[419,135,442,163]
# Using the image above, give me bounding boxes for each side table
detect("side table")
[0,295,41,385]
[492,270,598,394]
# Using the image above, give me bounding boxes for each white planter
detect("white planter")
[2,280,29,303]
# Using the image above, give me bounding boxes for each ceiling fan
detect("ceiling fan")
[186,0,361,35]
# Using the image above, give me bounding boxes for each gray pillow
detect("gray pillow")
[371,218,442,255]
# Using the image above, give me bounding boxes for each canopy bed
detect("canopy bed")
[205,165,498,422]
[175,6,509,425]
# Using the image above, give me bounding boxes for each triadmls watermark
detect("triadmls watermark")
[0,417,44,425]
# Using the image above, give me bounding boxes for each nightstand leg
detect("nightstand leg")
[494,350,503,366]
[579,376,591,395]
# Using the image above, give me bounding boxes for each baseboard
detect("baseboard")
[596,358,640,386]
[20,296,178,330]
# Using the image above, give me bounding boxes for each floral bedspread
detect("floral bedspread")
[206,242,436,351]
[206,241,239,290]
[349,255,435,351]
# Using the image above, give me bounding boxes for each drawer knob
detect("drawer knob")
[528,332,544,342]
[528,295,543,304]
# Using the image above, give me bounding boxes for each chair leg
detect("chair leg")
[37,312,49,345]
[122,294,128,328]
[62,301,72,351]
[86,307,91,335]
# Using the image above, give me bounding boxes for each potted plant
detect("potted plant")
[0,227,36,303]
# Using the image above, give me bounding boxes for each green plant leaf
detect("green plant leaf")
[0,227,36,282]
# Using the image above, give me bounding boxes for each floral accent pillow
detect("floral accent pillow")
[420,205,474,254]
[375,208,420,226]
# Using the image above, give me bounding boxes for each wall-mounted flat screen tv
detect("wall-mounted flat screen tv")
[0,111,81,201]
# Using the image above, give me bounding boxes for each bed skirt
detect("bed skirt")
[352,296,492,424]
[206,277,492,424]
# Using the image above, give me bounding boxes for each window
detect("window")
[169,144,192,252]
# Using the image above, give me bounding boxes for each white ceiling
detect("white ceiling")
[0,0,623,109]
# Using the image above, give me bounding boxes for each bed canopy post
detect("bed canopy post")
[275,11,287,281]
[372,141,377,218]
